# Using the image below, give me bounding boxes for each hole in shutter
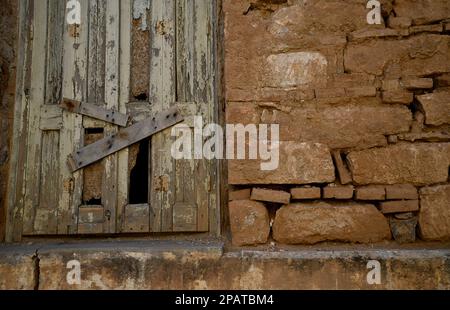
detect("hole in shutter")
[83,128,104,205]
[129,138,149,204]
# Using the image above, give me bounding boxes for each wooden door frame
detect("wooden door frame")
[5,0,225,242]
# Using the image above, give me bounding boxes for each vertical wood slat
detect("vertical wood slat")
[22,0,48,234]
[102,0,120,233]
[58,0,89,235]
[36,131,60,234]
[117,0,132,232]
[32,0,66,235]
[83,0,106,212]
[149,0,177,232]
[6,0,32,241]
[209,0,221,237]
[174,0,214,232]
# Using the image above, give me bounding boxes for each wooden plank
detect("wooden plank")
[22,0,48,234]
[122,204,150,233]
[102,0,120,233]
[78,206,104,224]
[117,0,132,232]
[87,0,106,104]
[58,0,89,235]
[128,101,207,126]
[25,0,66,236]
[77,223,104,234]
[60,99,130,127]
[149,0,177,232]
[36,131,60,234]
[40,105,63,130]
[45,0,65,106]
[6,0,32,241]
[174,0,213,232]
[68,107,184,172]
[173,203,197,232]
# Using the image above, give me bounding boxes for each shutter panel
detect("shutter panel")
[10,0,219,238]
[23,0,64,235]
[148,0,217,232]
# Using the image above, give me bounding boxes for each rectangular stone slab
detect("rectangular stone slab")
[67,107,183,172]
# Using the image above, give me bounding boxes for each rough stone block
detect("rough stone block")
[417,91,450,126]
[347,143,450,185]
[400,78,434,90]
[229,142,335,185]
[382,80,401,91]
[251,188,291,205]
[394,0,450,25]
[229,189,251,201]
[380,200,420,214]
[388,17,412,29]
[265,52,328,88]
[315,88,346,99]
[323,185,354,200]
[382,91,414,105]
[419,185,450,241]
[227,100,412,149]
[410,24,443,34]
[229,200,270,246]
[385,184,418,200]
[290,187,321,200]
[345,86,377,98]
[356,186,386,201]
[345,35,450,77]
[389,217,417,243]
[273,202,391,244]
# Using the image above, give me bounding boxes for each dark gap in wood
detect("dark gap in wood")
[85,198,102,206]
[129,138,150,204]
[85,127,104,135]
[134,93,148,101]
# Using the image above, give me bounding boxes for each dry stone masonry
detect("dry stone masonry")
[225,0,450,246]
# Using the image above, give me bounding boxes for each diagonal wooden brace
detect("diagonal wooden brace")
[67,107,184,172]
[60,98,130,127]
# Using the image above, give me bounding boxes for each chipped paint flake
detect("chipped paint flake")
[133,0,150,31]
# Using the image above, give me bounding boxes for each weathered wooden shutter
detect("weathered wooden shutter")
[18,0,121,236]
[121,0,219,233]
[8,0,219,239]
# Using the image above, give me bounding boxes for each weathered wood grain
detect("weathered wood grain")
[40,105,63,130]
[22,1,48,235]
[102,0,121,234]
[60,99,130,127]
[58,0,89,235]
[6,0,32,241]
[117,0,133,233]
[122,204,150,233]
[149,0,177,232]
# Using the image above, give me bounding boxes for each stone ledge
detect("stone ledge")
[1,241,450,289]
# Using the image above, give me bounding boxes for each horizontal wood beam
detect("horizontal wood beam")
[67,106,183,172]
[60,98,130,127]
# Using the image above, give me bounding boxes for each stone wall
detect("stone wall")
[225,0,450,246]
[0,0,18,242]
